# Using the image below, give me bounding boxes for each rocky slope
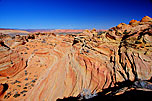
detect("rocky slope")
[0,16,152,101]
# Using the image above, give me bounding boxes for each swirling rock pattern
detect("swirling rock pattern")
[0,44,26,78]
[0,16,152,100]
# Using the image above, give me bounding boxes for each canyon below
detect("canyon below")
[0,16,152,101]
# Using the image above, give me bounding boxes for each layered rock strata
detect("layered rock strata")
[0,16,152,100]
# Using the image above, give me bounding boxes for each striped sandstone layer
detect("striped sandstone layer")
[0,16,152,100]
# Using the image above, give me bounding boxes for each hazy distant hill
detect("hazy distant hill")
[22,29,85,33]
[21,29,54,33]
[0,28,107,35]
[0,28,29,36]
[22,29,106,33]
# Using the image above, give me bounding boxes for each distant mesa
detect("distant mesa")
[0,28,15,30]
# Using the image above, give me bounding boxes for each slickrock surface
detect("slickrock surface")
[0,16,152,100]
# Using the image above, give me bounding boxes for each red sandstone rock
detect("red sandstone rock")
[141,16,152,22]
[0,45,26,77]
[129,19,140,26]
[0,16,152,101]
[0,84,4,96]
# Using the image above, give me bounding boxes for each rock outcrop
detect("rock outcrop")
[141,16,152,22]
[129,19,140,26]
[0,43,26,77]
[0,16,152,101]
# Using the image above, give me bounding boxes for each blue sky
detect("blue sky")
[0,0,152,29]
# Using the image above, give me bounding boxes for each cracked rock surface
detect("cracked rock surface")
[0,16,152,101]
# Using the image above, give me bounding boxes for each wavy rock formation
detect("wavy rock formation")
[0,16,152,100]
[0,42,26,78]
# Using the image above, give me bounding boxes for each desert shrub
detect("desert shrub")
[76,32,81,34]
[108,29,113,31]
[134,80,152,90]
[97,31,105,36]
[42,39,46,43]
[115,31,122,36]
[79,89,97,100]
